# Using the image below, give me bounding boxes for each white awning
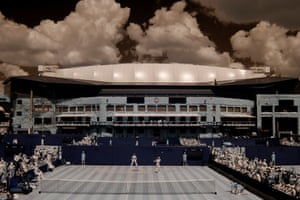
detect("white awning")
[221,113,256,118]
[56,113,95,117]
[113,113,199,117]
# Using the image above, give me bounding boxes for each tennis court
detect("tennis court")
[19,165,262,200]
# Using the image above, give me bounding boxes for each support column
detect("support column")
[298,105,300,136]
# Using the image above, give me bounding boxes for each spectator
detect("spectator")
[81,151,86,168]
[182,151,188,166]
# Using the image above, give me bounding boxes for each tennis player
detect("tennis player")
[153,156,161,173]
[130,153,138,168]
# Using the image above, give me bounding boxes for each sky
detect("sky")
[0,0,300,84]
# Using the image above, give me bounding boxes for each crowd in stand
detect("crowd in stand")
[179,137,206,146]
[280,136,300,146]
[212,147,300,198]
[0,146,60,199]
[71,136,98,146]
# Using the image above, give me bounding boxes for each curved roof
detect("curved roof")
[42,63,266,83]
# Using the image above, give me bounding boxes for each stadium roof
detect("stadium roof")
[41,63,267,84]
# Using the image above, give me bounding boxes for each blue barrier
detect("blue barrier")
[62,145,209,165]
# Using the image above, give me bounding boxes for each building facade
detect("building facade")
[4,63,299,138]
[257,94,300,137]
[12,96,255,138]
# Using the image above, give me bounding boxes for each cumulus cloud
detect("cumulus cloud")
[0,63,28,78]
[0,0,130,67]
[127,1,234,67]
[0,63,29,93]
[231,21,300,76]
[191,0,300,29]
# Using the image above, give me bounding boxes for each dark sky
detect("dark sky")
[0,0,79,27]
[0,0,179,27]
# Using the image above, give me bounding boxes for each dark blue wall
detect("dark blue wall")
[1,135,299,165]
[62,145,209,165]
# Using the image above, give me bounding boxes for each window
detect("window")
[228,107,234,112]
[78,106,84,112]
[220,106,226,112]
[116,105,125,111]
[261,106,272,112]
[138,105,145,111]
[86,105,92,112]
[199,105,207,111]
[234,107,241,112]
[62,106,68,112]
[56,106,62,112]
[34,118,42,125]
[148,105,156,112]
[16,111,22,116]
[70,106,76,112]
[169,97,186,104]
[168,105,175,112]
[17,99,22,104]
[201,116,206,121]
[126,105,134,112]
[127,97,144,104]
[106,105,114,112]
[189,105,197,112]
[157,105,166,112]
[241,107,247,113]
[180,105,187,112]
[44,118,52,125]
[34,105,43,112]
[44,105,52,112]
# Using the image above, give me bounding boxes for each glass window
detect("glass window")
[78,106,84,112]
[34,105,43,112]
[116,105,125,111]
[241,107,247,112]
[234,107,241,112]
[17,99,22,104]
[228,107,234,112]
[220,106,226,112]
[70,106,76,112]
[126,105,134,112]
[86,105,92,112]
[189,105,197,112]
[62,106,68,112]
[261,106,272,112]
[44,118,52,125]
[138,105,145,111]
[106,105,114,112]
[148,105,156,112]
[157,105,166,112]
[180,105,187,111]
[168,105,175,112]
[44,105,52,112]
[34,118,42,125]
[199,105,207,111]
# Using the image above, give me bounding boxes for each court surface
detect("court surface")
[19,165,262,200]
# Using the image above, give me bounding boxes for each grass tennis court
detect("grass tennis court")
[19,165,262,200]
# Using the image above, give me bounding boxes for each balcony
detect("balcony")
[113,120,208,127]
[56,121,90,127]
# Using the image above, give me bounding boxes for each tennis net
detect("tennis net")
[40,178,216,194]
